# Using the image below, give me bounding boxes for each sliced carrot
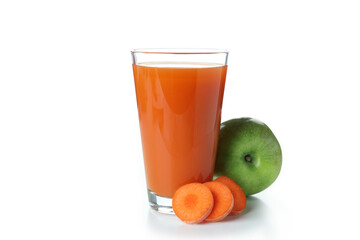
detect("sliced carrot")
[172,183,214,224]
[215,176,246,215]
[203,181,234,222]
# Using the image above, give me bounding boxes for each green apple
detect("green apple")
[214,118,282,196]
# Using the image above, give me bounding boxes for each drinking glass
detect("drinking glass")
[131,48,228,214]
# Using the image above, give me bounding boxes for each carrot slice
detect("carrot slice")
[203,181,234,222]
[215,176,246,215]
[172,183,214,224]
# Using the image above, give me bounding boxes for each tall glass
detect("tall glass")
[131,49,228,214]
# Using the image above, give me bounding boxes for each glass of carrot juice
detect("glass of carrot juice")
[131,49,228,214]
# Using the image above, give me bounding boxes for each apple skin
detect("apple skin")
[214,118,282,196]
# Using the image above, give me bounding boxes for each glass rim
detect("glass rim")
[131,48,229,54]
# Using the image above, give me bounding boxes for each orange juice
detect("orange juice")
[133,62,227,198]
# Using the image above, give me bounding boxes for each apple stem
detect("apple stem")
[244,154,253,163]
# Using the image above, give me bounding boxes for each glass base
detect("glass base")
[147,189,174,214]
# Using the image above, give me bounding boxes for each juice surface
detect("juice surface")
[133,62,227,198]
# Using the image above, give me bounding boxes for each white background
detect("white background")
[1,0,360,239]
